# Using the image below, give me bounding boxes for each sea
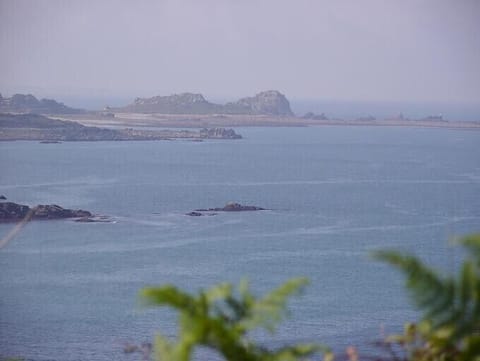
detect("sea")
[0,126,479,361]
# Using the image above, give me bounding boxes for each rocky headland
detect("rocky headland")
[116,90,293,116]
[2,91,479,130]
[0,113,242,141]
[223,90,293,116]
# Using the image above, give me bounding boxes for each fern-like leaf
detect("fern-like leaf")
[375,234,480,360]
[373,250,454,329]
[140,278,323,361]
[140,285,196,312]
[239,277,309,333]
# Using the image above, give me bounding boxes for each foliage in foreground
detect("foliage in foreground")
[140,278,329,361]
[374,234,480,361]
[139,234,480,361]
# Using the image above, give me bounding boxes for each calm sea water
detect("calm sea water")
[1,126,479,360]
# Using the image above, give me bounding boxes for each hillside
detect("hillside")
[0,93,84,114]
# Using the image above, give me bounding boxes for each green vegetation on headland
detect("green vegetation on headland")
[135,234,480,361]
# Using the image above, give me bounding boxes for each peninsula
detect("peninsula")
[0,113,242,141]
[2,90,479,130]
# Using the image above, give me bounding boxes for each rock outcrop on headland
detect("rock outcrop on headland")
[224,90,293,116]
[0,113,242,141]
[0,202,91,222]
[0,93,84,114]
[117,90,294,116]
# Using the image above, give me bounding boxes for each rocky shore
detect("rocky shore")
[0,202,92,222]
[0,113,242,141]
[187,202,266,216]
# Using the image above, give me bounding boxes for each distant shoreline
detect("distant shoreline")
[55,113,480,130]
[0,113,242,141]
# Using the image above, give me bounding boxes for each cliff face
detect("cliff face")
[118,90,294,116]
[0,93,84,114]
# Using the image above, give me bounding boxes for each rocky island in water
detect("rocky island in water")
[186,202,267,216]
[0,201,92,222]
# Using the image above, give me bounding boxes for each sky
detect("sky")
[1,0,479,105]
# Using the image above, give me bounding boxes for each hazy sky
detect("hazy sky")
[1,0,479,103]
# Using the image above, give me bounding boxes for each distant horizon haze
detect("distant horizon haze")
[3,91,478,122]
[1,0,479,107]
[1,86,479,121]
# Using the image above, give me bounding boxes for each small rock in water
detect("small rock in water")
[74,215,112,223]
[194,202,266,212]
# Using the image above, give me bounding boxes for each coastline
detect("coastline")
[0,113,242,141]
[55,113,480,130]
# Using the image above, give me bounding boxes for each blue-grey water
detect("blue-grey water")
[1,126,479,361]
